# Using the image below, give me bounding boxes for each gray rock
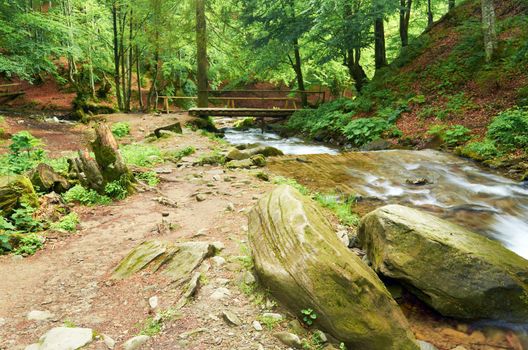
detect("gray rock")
[123,335,150,350]
[222,311,242,326]
[27,310,54,321]
[418,340,439,350]
[226,203,235,212]
[336,230,350,247]
[288,319,307,335]
[273,332,302,348]
[252,320,263,331]
[102,334,115,349]
[148,296,159,310]
[196,194,207,202]
[210,287,231,300]
[34,327,93,350]
[211,256,226,267]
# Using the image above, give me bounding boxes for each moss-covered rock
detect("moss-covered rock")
[29,163,70,194]
[186,117,219,133]
[0,176,39,215]
[358,205,528,322]
[112,240,216,285]
[226,148,249,161]
[250,154,266,167]
[248,186,419,350]
[225,159,253,169]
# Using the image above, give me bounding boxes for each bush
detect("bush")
[0,131,46,175]
[63,185,111,206]
[164,146,196,162]
[111,122,131,138]
[13,233,44,256]
[104,175,132,200]
[460,140,500,160]
[342,117,395,146]
[487,108,528,149]
[428,124,471,146]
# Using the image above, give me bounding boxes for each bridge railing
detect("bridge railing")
[156,90,325,114]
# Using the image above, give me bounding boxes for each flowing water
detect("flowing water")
[223,128,339,155]
[224,128,528,259]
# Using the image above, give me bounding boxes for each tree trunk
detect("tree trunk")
[196,0,208,108]
[481,0,497,62]
[136,46,143,111]
[399,0,412,47]
[427,0,433,28]
[374,17,388,70]
[346,48,368,93]
[449,0,455,11]
[112,2,123,111]
[292,39,308,107]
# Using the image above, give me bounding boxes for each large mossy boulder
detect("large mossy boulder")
[226,145,284,161]
[0,175,39,215]
[248,186,419,350]
[358,205,528,322]
[29,163,70,194]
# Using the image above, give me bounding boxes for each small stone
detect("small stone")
[262,313,282,321]
[25,344,40,350]
[418,340,439,350]
[257,344,265,350]
[450,347,468,350]
[273,332,302,348]
[196,194,206,202]
[12,255,24,261]
[161,212,170,217]
[123,335,150,350]
[27,310,54,321]
[226,203,235,212]
[222,311,242,326]
[252,320,263,331]
[210,287,231,300]
[148,296,159,310]
[0,318,5,327]
[102,334,116,349]
[211,256,226,267]
[240,271,256,285]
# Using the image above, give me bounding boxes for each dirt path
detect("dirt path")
[0,113,289,350]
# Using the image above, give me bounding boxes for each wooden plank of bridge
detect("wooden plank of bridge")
[0,83,24,102]
[188,108,300,119]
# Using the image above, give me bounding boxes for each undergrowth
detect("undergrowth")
[63,185,111,206]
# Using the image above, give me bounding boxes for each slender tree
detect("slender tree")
[196,0,208,108]
[481,0,497,62]
[374,17,387,69]
[399,0,412,47]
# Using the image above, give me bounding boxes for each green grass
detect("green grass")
[111,122,131,138]
[120,143,163,167]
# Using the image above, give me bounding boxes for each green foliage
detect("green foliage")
[11,204,43,233]
[63,185,111,206]
[342,117,394,146]
[301,308,317,326]
[258,314,282,331]
[13,233,43,256]
[313,193,359,227]
[120,144,163,167]
[428,124,471,146]
[44,156,71,174]
[0,131,46,175]
[111,122,131,138]
[460,140,500,160]
[104,175,131,200]
[136,171,160,186]
[50,213,80,232]
[487,108,528,150]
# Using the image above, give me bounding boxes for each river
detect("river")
[225,127,528,260]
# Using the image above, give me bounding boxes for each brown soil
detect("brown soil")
[0,113,525,350]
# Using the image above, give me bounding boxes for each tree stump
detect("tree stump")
[69,123,133,194]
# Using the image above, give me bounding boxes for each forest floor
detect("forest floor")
[0,113,526,350]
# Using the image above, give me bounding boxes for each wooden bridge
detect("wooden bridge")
[0,83,25,103]
[157,90,325,118]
